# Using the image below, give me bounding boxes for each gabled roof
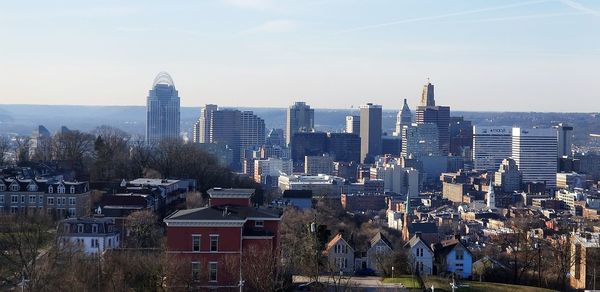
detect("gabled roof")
[324,233,354,253]
[432,238,472,260]
[369,232,393,249]
[404,235,433,253]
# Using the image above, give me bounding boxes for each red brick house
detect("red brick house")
[164,188,282,290]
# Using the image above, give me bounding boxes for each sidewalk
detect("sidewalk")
[293,275,408,290]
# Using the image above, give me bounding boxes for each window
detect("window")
[192,235,201,252]
[11,184,19,191]
[91,238,99,248]
[38,196,43,204]
[70,186,75,194]
[47,197,54,205]
[208,262,218,282]
[57,185,65,194]
[10,206,18,213]
[0,184,6,191]
[92,224,98,233]
[0,195,4,204]
[108,238,112,248]
[77,224,84,233]
[29,195,36,204]
[28,184,37,192]
[255,220,264,228]
[191,262,200,280]
[455,249,464,260]
[21,195,25,203]
[210,235,218,252]
[11,195,18,203]
[48,186,53,193]
[68,208,75,217]
[69,197,76,205]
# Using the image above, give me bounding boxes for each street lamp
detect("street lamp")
[392,266,395,278]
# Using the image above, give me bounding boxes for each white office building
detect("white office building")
[512,128,558,189]
[472,126,512,171]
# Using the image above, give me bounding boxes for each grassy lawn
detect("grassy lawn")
[424,276,555,292]
[382,276,421,289]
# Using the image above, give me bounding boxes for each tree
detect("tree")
[0,136,12,166]
[52,130,95,178]
[125,210,162,248]
[91,125,132,182]
[14,136,30,164]
[0,214,54,291]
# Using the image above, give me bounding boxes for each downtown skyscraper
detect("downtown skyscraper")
[146,72,180,144]
[359,103,382,164]
[472,126,513,171]
[415,82,450,155]
[512,127,558,189]
[286,102,314,146]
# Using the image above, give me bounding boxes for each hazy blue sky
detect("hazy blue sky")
[0,0,599,111]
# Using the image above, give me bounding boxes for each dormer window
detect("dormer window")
[10,184,19,191]
[0,185,5,191]
[92,224,98,233]
[77,224,84,233]
[28,184,37,192]
[58,185,65,194]
[70,186,75,194]
[48,186,53,193]
[255,220,264,228]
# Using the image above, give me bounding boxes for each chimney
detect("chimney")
[415,231,422,239]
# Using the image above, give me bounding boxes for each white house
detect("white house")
[404,233,434,276]
[58,217,120,255]
[433,238,473,279]
[324,233,355,274]
[366,232,393,274]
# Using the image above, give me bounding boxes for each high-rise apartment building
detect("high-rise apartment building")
[286,102,314,146]
[555,123,573,157]
[415,82,450,155]
[146,72,180,143]
[394,98,412,136]
[512,127,558,189]
[192,104,218,143]
[359,103,382,164]
[240,111,266,158]
[472,126,512,171]
[346,115,360,134]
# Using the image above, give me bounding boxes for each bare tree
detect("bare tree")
[14,136,30,164]
[0,136,12,166]
[125,210,162,248]
[91,125,132,182]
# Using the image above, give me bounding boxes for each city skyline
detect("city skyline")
[1,0,599,112]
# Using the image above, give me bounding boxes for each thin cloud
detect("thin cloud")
[339,0,549,33]
[242,19,299,34]
[451,11,586,23]
[559,0,600,16]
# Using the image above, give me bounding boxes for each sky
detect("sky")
[0,0,599,112]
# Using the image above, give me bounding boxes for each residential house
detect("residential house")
[365,232,393,274]
[57,217,120,254]
[432,237,473,279]
[164,188,282,290]
[324,233,355,274]
[404,233,434,276]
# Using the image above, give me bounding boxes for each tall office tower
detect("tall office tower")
[415,82,450,155]
[394,98,412,136]
[449,117,473,157]
[345,115,360,134]
[210,109,242,166]
[359,103,382,164]
[555,123,573,157]
[29,125,52,160]
[193,104,218,143]
[146,72,180,144]
[291,132,328,163]
[472,126,512,171]
[286,102,314,146]
[240,111,266,158]
[512,128,558,190]
[266,128,285,147]
[401,123,440,159]
[327,132,361,163]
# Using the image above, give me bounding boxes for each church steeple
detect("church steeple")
[487,180,496,210]
[402,194,412,241]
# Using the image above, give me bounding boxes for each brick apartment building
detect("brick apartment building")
[164,188,282,290]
